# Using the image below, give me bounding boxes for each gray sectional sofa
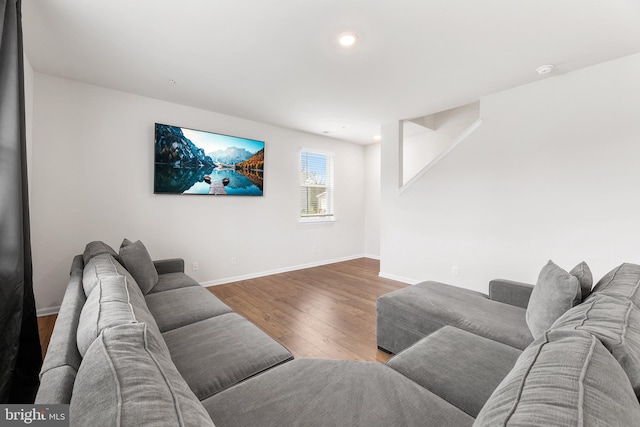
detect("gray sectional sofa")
[36,240,640,425]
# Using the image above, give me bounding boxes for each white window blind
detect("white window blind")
[299,150,335,222]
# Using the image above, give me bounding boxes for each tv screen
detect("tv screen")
[154,123,264,196]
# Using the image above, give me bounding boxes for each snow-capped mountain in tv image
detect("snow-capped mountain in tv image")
[207,147,254,165]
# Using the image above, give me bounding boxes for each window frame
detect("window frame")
[299,149,335,224]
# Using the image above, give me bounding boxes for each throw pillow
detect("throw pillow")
[569,261,593,300]
[525,260,581,338]
[119,238,159,294]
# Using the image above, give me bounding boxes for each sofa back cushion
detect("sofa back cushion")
[119,239,159,295]
[473,329,640,427]
[526,261,581,338]
[592,262,640,307]
[71,323,215,427]
[82,253,139,297]
[76,275,162,357]
[551,292,640,398]
[82,240,119,265]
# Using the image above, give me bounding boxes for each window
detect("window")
[299,150,335,222]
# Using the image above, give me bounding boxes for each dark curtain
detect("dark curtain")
[0,0,42,403]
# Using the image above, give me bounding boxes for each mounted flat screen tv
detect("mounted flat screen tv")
[154,123,264,196]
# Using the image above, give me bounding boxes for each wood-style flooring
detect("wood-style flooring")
[37,258,407,363]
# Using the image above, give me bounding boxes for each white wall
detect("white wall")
[363,144,380,258]
[381,53,640,291]
[31,74,366,312]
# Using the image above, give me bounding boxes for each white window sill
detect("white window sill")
[298,216,336,225]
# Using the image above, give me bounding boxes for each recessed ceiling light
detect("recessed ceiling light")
[536,64,554,75]
[373,135,381,141]
[338,32,358,47]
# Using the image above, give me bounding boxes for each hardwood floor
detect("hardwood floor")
[37,258,408,363]
[37,312,57,360]
[208,258,407,363]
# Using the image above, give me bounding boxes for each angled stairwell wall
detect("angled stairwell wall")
[401,102,481,192]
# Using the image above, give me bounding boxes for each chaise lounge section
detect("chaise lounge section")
[376,279,534,354]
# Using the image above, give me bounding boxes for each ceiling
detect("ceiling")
[22,0,640,145]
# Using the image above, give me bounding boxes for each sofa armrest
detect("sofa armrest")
[489,279,534,309]
[153,258,184,275]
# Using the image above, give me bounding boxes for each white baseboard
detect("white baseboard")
[378,271,421,285]
[201,254,368,287]
[363,254,380,260]
[37,306,61,317]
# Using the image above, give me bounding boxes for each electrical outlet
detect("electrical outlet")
[451,265,459,276]
[231,257,237,265]
[312,246,317,254]
[192,262,199,271]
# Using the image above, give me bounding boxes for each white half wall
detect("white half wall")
[31,74,366,311]
[381,53,640,292]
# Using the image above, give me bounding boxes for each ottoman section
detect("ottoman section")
[145,285,233,332]
[202,359,474,427]
[162,312,293,400]
[377,281,533,354]
[387,326,521,417]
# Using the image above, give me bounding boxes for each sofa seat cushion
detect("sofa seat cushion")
[387,326,521,418]
[145,286,233,332]
[551,292,640,398]
[71,323,215,427]
[203,359,474,427]
[162,313,293,400]
[473,330,640,427]
[377,281,533,354]
[592,262,640,307]
[77,275,163,356]
[148,272,201,294]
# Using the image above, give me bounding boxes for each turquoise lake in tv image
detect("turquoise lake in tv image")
[185,169,263,195]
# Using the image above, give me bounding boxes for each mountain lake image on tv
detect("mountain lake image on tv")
[154,123,264,196]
